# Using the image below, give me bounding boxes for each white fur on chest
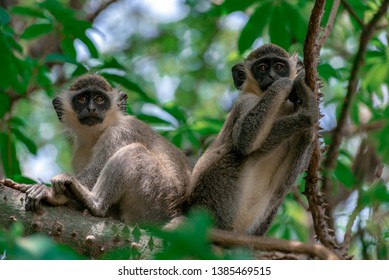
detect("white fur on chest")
[233,142,292,234]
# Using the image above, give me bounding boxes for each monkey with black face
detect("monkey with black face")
[2,74,192,224]
[185,44,318,236]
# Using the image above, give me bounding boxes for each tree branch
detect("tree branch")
[87,0,119,22]
[341,0,365,28]
[211,229,339,260]
[318,0,341,50]
[303,0,344,258]
[321,0,389,255]
[0,186,152,259]
[325,0,389,172]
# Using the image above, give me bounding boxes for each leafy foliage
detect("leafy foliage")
[0,0,388,259]
[0,223,83,260]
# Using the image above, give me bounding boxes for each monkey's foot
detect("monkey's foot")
[0,178,32,192]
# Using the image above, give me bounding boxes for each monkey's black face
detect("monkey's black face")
[251,57,290,92]
[71,90,111,126]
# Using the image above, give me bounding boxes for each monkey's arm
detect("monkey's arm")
[254,75,318,156]
[232,78,293,155]
[252,114,314,156]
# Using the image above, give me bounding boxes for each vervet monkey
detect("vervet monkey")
[185,44,319,236]
[2,74,192,224]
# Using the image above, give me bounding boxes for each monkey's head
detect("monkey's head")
[232,44,299,95]
[53,74,128,127]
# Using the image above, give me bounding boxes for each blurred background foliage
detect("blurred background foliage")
[0,0,388,259]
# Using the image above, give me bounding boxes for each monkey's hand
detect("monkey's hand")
[24,184,51,211]
[265,77,293,100]
[51,173,75,195]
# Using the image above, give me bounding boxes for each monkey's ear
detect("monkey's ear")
[231,63,246,90]
[52,96,64,122]
[118,92,128,114]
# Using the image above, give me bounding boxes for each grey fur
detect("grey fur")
[25,74,192,225]
[185,47,318,235]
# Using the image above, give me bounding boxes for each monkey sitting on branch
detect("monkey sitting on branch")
[184,44,319,236]
[1,74,192,225]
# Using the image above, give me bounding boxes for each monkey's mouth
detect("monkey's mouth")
[79,117,103,126]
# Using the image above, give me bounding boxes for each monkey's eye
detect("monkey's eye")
[274,62,285,71]
[94,95,105,104]
[257,63,268,72]
[78,95,87,103]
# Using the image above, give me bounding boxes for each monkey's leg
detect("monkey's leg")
[233,78,293,154]
[54,143,180,221]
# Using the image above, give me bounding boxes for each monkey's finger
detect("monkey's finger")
[26,195,41,211]
[25,196,35,211]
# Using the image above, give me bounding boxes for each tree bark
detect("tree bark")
[0,186,151,259]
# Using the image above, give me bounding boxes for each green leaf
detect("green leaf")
[269,5,290,50]
[318,63,340,80]
[360,182,389,207]
[283,2,307,44]
[364,63,389,91]
[137,114,172,125]
[0,7,10,25]
[20,23,53,40]
[99,58,126,71]
[10,117,26,128]
[132,225,141,243]
[11,6,46,18]
[209,0,257,16]
[61,38,77,58]
[122,225,131,240]
[238,2,272,54]
[10,174,37,184]
[0,132,22,176]
[162,103,188,123]
[148,236,155,252]
[12,235,83,260]
[11,128,38,155]
[0,93,11,119]
[44,53,78,64]
[39,0,74,21]
[36,65,52,87]
[102,73,154,102]
[78,34,99,58]
[334,161,355,188]
[374,124,389,163]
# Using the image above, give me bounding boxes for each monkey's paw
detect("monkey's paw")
[268,77,293,96]
[25,184,50,211]
[51,173,74,195]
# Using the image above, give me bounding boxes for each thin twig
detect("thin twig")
[322,0,389,253]
[343,202,362,250]
[210,229,339,260]
[324,0,389,172]
[318,0,341,50]
[341,0,364,28]
[87,0,118,22]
